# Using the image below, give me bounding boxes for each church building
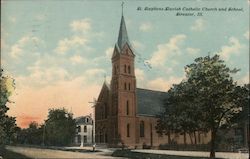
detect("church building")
[95,12,210,148]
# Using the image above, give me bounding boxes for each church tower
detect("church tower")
[109,13,137,147]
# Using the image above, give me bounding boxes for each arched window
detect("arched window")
[126,100,129,115]
[127,124,130,137]
[84,126,87,132]
[140,121,144,137]
[128,65,131,74]
[124,83,127,90]
[124,65,127,73]
[128,83,131,90]
[77,126,81,132]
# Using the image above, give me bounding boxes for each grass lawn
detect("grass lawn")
[112,149,223,159]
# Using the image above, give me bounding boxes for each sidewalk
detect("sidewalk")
[133,149,249,159]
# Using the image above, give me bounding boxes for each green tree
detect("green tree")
[157,55,248,158]
[0,69,18,145]
[17,122,43,145]
[184,55,247,158]
[44,108,76,146]
[156,82,205,145]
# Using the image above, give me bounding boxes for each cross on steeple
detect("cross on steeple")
[121,2,124,16]
[117,2,130,50]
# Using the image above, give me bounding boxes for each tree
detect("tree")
[184,55,247,158]
[156,82,205,145]
[157,54,248,158]
[0,69,18,145]
[44,108,76,146]
[17,122,43,145]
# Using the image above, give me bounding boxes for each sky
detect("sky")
[1,0,249,128]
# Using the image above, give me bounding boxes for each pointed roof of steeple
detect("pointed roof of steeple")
[117,15,130,50]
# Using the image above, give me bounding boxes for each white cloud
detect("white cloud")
[70,55,86,64]
[24,66,69,86]
[139,22,153,32]
[149,34,186,67]
[55,36,88,54]
[244,30,249,40]
[186,47,200,56]
[10,45,22,58]
[190,18,206,31]
[132,40,145,50]
[147,76,183,91]
[54,18,98,55]
[105,47,113,59]
[70,19,91,33]
[219,37,242,60]
[135,68,145,82]
[10,35,42,58]
[85,68,106,78]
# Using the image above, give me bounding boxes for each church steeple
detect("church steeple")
[117,12,130,50]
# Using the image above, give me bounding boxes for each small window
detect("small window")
[86,118,89,123]
[127,124,130,137]
[128,66,131,74]
[84,126,87,132]
[124,83,127,90]
[77,126,81,132]
[124,65,126,73]
[128,83,131,90]
[126,100,129,115]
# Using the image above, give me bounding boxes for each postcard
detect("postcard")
[1,0,249,158]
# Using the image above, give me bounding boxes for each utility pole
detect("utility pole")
[89,98,100,145]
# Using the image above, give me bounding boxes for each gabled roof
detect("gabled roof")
[75,115,93,125]
[97,81,110,102]
[117,15,130,50]
[136,88,168,116]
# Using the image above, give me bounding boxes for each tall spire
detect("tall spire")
[117,2,130,50]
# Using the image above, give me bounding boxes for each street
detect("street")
[4,146,126,159]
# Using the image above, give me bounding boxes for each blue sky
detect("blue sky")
[1,0,249,127]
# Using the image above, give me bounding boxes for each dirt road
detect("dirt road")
[5,146,126,159]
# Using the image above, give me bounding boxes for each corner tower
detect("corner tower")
[109,13,137,147]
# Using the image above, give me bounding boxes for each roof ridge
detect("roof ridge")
[136,87,167,93]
